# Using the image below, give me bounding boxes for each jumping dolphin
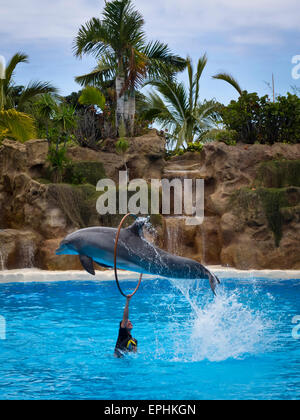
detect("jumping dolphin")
[56,218,220,294]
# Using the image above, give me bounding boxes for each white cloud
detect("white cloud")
[1,0,299,48]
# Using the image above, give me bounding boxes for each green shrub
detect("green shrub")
[221,92,300,144]
[230,187,289,247]
[202,128,238,145]
[47,183,102,228]
[47,146,70,183]
[64,161,106,185]
[256,160,300,188]
[186,142,204,152]
[165,141,203,158]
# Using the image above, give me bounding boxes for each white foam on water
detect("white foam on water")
[168,280,275,362]
[190,290,271,362]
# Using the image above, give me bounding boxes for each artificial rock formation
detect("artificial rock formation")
[0,134,300,271]
[164,142,300,269]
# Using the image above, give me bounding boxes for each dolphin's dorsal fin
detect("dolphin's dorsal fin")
[79,255,95,275]
[127,219,146,237]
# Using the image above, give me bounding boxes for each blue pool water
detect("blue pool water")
[0,276,299,400]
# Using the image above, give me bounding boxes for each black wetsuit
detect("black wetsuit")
[114,322,138,357]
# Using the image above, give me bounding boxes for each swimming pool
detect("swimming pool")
[0,275,299,400]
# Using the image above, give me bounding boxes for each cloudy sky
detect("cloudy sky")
[1,0,300,103]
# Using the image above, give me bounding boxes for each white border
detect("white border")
[0,267,299,284]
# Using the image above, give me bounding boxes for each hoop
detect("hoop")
[114,213,143,298]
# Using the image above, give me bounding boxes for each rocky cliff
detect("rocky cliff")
[0,133,299,271]
[164,142,300,269]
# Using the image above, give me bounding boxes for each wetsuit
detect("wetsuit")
[114,322,138,357]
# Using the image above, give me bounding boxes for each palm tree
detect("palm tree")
[34,93,58,141]
[1,52,57,111]
[53,104,77,148]
[0,52,57,142]
[73,0,186,135]
[143,55,220,149]
[212,72,243,96]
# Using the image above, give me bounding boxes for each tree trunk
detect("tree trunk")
[124,90,129,134]
[115,75,125,134]
[128,89,136,136]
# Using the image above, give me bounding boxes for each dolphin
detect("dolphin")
[56,218,220,294]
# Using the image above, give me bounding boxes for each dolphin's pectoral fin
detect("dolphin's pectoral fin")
[79,255,95,276]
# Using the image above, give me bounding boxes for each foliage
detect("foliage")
[212,72,242,95]
[73,109,105,150]
[143,56,220,149]
[116,137,129,155]
[47,146,70,183]
[0,52,56,143]
[221,91,300,144]
[186,141,204,152]
[47,183,101,228]
[74,0,185,87]
[0,109,36,142]
[165,141,203,158]
[202,128,238,145]
[230,187,289,247]
[73,0,186,134]
[255,160,300,188]
[64,161,106,185]
[78,86,106,110]
[0,52,57,112]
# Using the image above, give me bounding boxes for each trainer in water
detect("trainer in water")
[56,218,220,294]
[114,296,137,357]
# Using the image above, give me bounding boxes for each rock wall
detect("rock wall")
[0,134,300,271]
[164,142,300,269]
[0,131,166,270]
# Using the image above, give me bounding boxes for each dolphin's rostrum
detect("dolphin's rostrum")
[56,218,220,294]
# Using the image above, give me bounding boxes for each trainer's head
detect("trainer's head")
[126,320,133,331]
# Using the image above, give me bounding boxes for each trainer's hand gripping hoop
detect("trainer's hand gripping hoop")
[114,213,143,298]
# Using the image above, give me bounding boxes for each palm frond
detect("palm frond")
[79,86,106,110]
[212,72,242,95]
[0,109,36,142]
[144,40,186,79]
[17,81,58,111]
[73,17,112,58]
[34,93,58,119]
[75,55,116,86]
[3,52,28,91]
[194,54,208,107]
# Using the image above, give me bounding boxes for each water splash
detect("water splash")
[189,289,272,361]
[167,279,275,362]
[164,217,184,255]
[20,240,36,268]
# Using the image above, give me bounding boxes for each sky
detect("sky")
[1,0,300,104]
